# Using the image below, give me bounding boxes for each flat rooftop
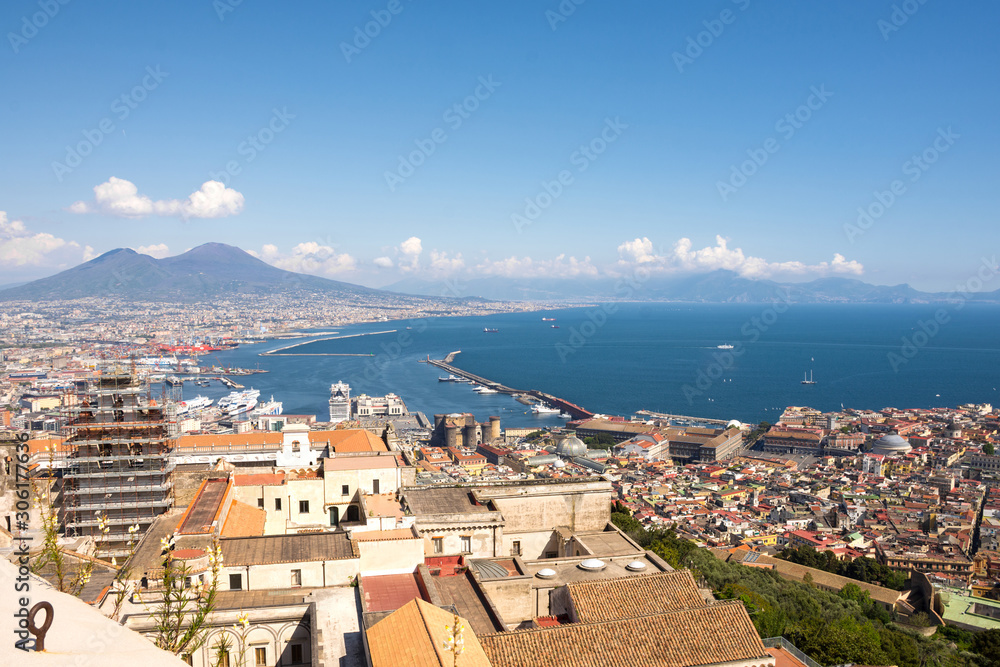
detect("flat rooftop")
[521,552,670,589]
[404,486,494,515]
[574,530,643,557]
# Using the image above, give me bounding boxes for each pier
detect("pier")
[423,356,594,420]
[260,330,398,356]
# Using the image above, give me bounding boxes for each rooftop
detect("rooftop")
[479,600,770,667]
[221,531,355,566]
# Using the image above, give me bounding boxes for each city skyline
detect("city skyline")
[2,2,998,291]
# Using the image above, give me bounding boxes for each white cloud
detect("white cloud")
[373,256,394,268]
[474,253,599,279]
[429,250,465,273]
[69,177,244,219]
[134,243,170,258]
[251,242,356,277]
[615,235,864,280]
[0,211,91,269]
[397,236,423,272]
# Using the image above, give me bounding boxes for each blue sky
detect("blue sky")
[1,0,997,291]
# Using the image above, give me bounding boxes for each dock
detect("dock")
[424,356,594,420]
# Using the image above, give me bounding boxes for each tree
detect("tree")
[972,629,1000,665]
[145,537,223,657]
[985,442,995,457]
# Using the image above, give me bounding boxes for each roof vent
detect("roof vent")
[625,560,647,571]
[578,558,606,571]
[536,568,557,579]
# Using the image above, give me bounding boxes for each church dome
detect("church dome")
[872,433,912,456]
[556,436,587,458]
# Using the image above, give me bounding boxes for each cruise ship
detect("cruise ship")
[218,388,260,417]
[253,397,283,416]
[176,395,213,415]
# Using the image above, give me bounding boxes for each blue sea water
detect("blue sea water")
[187,303,1000,428]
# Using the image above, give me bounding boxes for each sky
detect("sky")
[1,1,998,292]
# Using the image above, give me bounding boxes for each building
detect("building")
[352,392,407,418]
[60,371,174,558]
[668,427,743,463]
[761,426,824,455]
[328,381,350,423]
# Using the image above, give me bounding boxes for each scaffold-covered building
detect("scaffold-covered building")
[61,371,175,557]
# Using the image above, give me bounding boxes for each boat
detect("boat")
[474,386,498,394]
[717,344,734,350]
[483,328,499,333]
[531,403,560,414]
[253,397,283,416]
[195,378,210,387]
[541,317,556,321]
[550,325,560,329]
[217,388,261,417]
[176,395,213,415]
[801,370,816,385]
[438,374,462,382]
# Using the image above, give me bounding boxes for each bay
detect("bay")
[186,303,1000,427]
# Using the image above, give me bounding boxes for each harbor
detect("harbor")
[422,353,595,420]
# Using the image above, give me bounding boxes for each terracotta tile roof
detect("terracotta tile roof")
[221,500,266,538]
[479,600,770,667]
[367,598,493,667]
[567,570,706,622]
[321,429,388,453]
[233,472,286,486]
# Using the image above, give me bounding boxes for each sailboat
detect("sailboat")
[801,370,816,385]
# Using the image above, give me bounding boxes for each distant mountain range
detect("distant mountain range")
[4,243,998,304]
[385,271,1000,304]
[0,243,389,302]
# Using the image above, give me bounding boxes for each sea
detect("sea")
[177,303,1000,428]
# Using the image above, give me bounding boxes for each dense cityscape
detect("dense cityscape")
[4,2,999,666]
[3,300,1000,666]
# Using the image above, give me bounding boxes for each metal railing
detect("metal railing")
[762,637,822,667]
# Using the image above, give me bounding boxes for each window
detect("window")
[254,647,266,666]
[342,484,349,495]
[372,479,380,494]
[432,537,444,554]
[460,535,471,553]
[291,569,302,587]
[257,497,264,508]
[290,643,303,664]
[299,500,309,513]
[229,573,242,590]
[512,540,521,556]
[275,497,282,511]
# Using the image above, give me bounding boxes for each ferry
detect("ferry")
[176,395,213,415]
[218,388,260,417]
[716,344,734,350]
[531,403,561,414]
[253,397,283,416]
[438,374,462,382]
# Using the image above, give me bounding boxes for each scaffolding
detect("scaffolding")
[61,370,175,557]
